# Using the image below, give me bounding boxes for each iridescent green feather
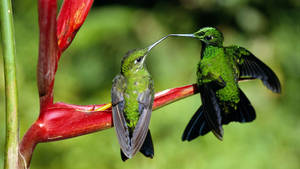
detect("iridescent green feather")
[198,45,240,109]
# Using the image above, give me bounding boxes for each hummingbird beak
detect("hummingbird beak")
[147,34,195,52]
[147,35,170,52]
[142,35,173,64]
[167,34,196,38]
[143,33,196,64]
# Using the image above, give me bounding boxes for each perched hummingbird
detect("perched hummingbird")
[111,37,168,161]
[166,27,281,141]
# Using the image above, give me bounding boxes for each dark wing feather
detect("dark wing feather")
[236,88,256,122]
[130,85,154,157]
[222,88,256,124]
[111,75,132,158]
[120,150,129,162]
[182,88,256,141]
[139,130,154,158]
[199,84,224,140]
[182,106,212,141]
[227,46,281,93]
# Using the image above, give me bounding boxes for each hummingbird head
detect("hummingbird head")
[121,48,148,74]
[165,27,224,47]
[193,27,224,46]
[120,36,168,75]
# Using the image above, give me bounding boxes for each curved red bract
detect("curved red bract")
[57,0,94,52]
[30,84,197,143]
[19,84,198,168]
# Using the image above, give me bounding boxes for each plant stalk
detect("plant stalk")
[0,0,19,168]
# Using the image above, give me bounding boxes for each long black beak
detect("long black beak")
[147,34,196,52]
[167,34,196,38]
[147,36,169,52]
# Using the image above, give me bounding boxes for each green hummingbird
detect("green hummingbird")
[166,27,281,141]
[111,37,168,161]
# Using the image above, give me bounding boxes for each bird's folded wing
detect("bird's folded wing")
[111,75,132,157]
[131,85,154,157]
[199,83,224,140]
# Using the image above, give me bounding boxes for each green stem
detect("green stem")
[0,0,19,169]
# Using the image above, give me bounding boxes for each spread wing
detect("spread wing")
[111,75,132,157]
[130,80,154,158]
[226,46,281,93]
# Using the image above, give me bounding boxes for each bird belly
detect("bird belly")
[216,64,240,107]
[124,93,139,129]
[123,76,150,129]
[216,84,239,104]
[198,50,240,109]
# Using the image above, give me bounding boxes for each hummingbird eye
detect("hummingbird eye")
[205,35,214,41]
[134,57,143,64]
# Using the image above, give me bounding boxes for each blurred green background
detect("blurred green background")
[1,0,300,169]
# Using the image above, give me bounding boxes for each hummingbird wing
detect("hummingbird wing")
[111,74,132,158]
[182,87,256,142]
[222,88,256,124]
[182,106,211,141]
[199,83,224,140]
[226,46,281,93]
[130,82,154,158]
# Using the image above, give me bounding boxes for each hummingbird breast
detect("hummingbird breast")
[199,46,240,105]
[123,70,152,129]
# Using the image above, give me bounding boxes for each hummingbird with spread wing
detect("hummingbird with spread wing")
[166,27,281,141]
[111,37,168,161]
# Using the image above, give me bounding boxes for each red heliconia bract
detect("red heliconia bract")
[57,0,94,52]
[18,0,199,169]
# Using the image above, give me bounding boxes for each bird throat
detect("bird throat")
[200,41,208,59]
